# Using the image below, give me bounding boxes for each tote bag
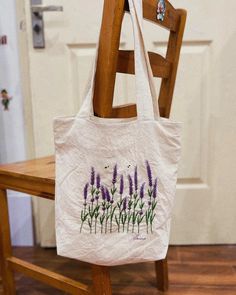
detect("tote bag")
[54,0,182,266]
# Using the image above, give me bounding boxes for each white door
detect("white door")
[17,0,236,246]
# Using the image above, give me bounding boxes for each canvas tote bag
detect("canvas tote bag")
[54,0,182,266]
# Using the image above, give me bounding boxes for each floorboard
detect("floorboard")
[0,245,235,294]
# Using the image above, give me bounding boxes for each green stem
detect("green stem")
[105,208,109,234]
[110,204,113,233]
[80,222,84,233]
[132,222,135,233]
[127,211,130,233]
[95,218,97,234]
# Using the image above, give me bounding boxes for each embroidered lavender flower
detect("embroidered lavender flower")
[119,175,124,195]
[153,178,158,199]
[128,175,133,196]
[106,188,111,203]
[112,164,118,185]
[80,160,158,234]
[83,183,89,200]
[122,197,127,211]
[96,174,101,189]
[140,182,145,199]
[146,160,152,187]
[134,166,138,191]
[90,167,95,186]
[101,185,106,200]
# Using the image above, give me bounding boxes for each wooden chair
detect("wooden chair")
[0,0,186,294]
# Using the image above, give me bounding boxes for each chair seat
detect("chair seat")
[0,156,55,199]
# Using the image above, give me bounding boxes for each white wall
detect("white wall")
[0,0,34,246]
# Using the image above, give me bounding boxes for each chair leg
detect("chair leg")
[91,265,112,295]
[0,189,16,295]
[155,258,169,291]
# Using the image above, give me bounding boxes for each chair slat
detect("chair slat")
[117,50,171,78]
[111,104,165,118]
[112,104,137,118]
[125,0,179,32]
[7,257,90,295]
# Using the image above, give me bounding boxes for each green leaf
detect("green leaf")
[115,216,119,226]
[121,214,127,225]
[134,200,139,210]
[137,214,144,224]
[152,201,157,211]
[151,213,156,223]
[91,187,96,195]
[82,212,89,222]
[111,206,117,218]
[148,189,153,197]
[139,202,144,209]
[100,215,105,224]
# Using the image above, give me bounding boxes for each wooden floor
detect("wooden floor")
[0,245,236,294]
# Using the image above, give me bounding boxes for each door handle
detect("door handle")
[31,5,63,14]
[30,0,63,49]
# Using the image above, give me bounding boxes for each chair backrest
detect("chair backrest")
[93,0,187,118]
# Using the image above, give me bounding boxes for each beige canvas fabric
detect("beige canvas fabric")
[53,0,182,266]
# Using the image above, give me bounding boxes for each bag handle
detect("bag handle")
[77,0,160,120]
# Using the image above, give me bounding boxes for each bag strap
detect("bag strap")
[77,0,160,120]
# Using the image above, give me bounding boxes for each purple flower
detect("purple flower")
[139,210,143,215]
[101,185,106,200]
[122,197,127,211]
[83,183,89,200]
[153,178,158,199]
[106,188,111,203]
[110,199,114,204]
[134,166,138,191]
[140,182,145,199]
[91,198,95,203]
[102,207,106,211]
[96,173,101,189]
[128,175,133,196]
[146,161,152,187]
[95,195,99,201]
[119,175,124,195]
[90,167,95,186]
[148,201,152,206]
[112,164,118,185]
